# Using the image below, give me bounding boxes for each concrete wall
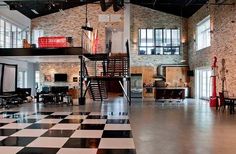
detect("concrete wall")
[188,0,236,96]
[130,4,188,67]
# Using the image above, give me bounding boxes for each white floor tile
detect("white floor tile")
[11,129,48,137]
[0,136,7,141]
[50,124,80,130]
[0,119,16,123]
[25,115,48,119]
[36,119,62,124]
[107,116,129,119]
[71,130,103,138]
[99,138,135,149]
[65,115,87,119]
[57,148,97,154]
[89,112,102,116]
[82,119,106,124]
[27,137,68,148]
[0,123,31,129]
[104,124,131,130]
[0,146,23,154]
[51,112,72,115]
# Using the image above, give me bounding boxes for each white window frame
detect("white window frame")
[0,17,29,48]
[196,15,211,51]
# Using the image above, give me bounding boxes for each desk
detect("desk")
[225,97,236,114]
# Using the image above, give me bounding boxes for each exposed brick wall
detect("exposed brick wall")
[39,62,80,87]
[130,4,188,68]
[32,4,124,53]
[188,0,236,96]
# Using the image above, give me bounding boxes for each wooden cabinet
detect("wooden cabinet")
[131,66,155,98]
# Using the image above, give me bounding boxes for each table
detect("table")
[224,97,236,114]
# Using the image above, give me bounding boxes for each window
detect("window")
[138,28,180,55]
[0,17,29,48]
[17,71,27,88]
[195,69,212,99]
[196,16,210,51]
[32,30,44,47]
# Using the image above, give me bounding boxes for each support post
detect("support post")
[79,55,86,105]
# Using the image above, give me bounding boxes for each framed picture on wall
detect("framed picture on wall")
[44,75,52,82]
[73,77,78,82]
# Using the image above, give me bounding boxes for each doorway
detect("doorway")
[195,68,212,100]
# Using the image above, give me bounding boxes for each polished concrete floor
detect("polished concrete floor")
[1,97,236,154]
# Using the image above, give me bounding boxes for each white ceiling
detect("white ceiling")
[2,55,81,63]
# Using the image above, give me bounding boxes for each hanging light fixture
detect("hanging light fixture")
[81,0,93,31]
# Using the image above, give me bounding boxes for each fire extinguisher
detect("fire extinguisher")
[210,56,218,107]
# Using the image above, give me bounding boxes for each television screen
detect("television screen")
[54,74,67,82]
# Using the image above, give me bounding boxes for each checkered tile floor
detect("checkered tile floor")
[0,111,136,154]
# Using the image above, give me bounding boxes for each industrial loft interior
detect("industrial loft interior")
[0,0,235,154]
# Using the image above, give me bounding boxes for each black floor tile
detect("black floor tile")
[0,137,36,146]
[14,119,39,123]
[86,115,107,119]
[106,119,130,124]
[17,147,59,154]
[71,112,90,115]
[97,149,136,154]
[45,115,67,119]
[26,123,55,129]
[59,119,83,123]
[62,138,100,148]
[0,111,19,115]
[102,131,133,138]
[80,124,105,130]
[0,123,7,127]
[33,112,54,115]
[0,129,21,136]
[42,130,75,137]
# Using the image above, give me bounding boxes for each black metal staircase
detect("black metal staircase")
[82,40,131,104]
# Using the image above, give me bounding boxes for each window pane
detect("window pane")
[5,22,11,48]
[139,47,146,55]
[139,29,146,46]
[156,47,163,55]
[163,29,171,46]
[0,19,4,48]
[172,29,180,46]
[146,29,154,46]
[17,28,22,48]
[172,47,180,55]
[155,29,163,46]
[147,47,155,55]
[163,47,172,55]
[12,25,17,48]
[197,16,210,50]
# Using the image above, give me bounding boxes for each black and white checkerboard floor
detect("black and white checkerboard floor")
[0,111,136,154]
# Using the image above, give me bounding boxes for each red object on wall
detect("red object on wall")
[210,56,217,107]
[38,37,68,48]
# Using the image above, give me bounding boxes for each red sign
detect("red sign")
[38,37,68,48]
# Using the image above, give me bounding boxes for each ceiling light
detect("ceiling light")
[31,9,39,14]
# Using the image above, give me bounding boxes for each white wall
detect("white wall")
[0,4,33,94]
[111,30,124,53]
[0,58,36,95]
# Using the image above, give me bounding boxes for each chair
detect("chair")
[218,92,231,112]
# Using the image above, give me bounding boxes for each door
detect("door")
[195,68,212,100]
